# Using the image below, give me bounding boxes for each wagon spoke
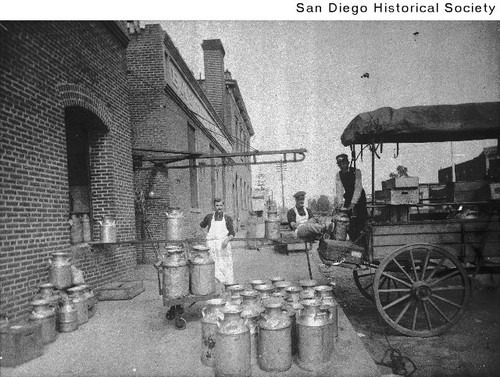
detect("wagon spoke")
[432,285,465,291]
[432,293,463,309]
[378,288,410,293]
[382,293,411,311]
[409,249,419,281]
[395,300,413,324]
[427,298,451,323]
[422,301,433,331]
[392,258,414,282]
[428,270,460,287]
[425,257,445,281]
[412,302,419,331]
[421,250,431,281]
[381,272,412,288]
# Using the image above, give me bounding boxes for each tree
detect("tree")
[316,195,332,214]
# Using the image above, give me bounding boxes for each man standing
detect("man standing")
[333,153,367,242]
[286,191,325,241]
[200,198,235,285]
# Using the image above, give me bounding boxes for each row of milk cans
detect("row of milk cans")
[30,252,98,345]
[155,244,216,300]
[201,278,339,376]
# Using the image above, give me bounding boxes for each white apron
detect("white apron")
[293,206,309,237]
[206,213,234,285]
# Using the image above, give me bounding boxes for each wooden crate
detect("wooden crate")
[96,280,145,301]
[383,188,420,205]
[382,177,419,190]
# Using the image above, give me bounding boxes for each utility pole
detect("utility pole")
[276,162,287,215]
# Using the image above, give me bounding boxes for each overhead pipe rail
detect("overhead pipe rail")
[133,148,307,169]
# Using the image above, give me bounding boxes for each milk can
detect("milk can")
[284,286,303,356]
[82,213,92,242]
[83,285,98,319]
[240,290,263,317]
[67,285,89,325]
[190,245,215,296]
[285,286,304,310]
[226,284,245,306]
[214,305,251,377]
[254,283,275,301]
[49,252,72,290]
[296,299,336,372]
[37,283,60,310]
[240,290,262,366]
[58,294,79,332]
[69,214,83,244]
[162,246,189,300]
[249,279,268,290]
[270,276,284,285]
[298,279,318,299]
[165,208,184,241]
[274,280,292,295]
[200,298,225,367]
[29,299,57,344]
[334,211,350,241]
[264,210,281,240]
[222,282,239,302]
[315,285,338,339]
[258,298,292,372]
[99,215,116,243]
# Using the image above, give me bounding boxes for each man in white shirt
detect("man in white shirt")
[286,191,325,241]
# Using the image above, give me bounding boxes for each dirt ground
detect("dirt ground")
[324,265,500,377]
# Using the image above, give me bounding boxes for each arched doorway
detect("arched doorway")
[65,106,107,242]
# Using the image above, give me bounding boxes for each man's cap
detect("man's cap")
[336,153,349,163]
[293,191,306,199]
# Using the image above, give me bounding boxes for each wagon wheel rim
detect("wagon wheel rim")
[374,243,470,337]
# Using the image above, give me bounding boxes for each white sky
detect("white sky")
[158,20,499,207]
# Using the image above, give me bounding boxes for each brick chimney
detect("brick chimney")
[202,39,226,124]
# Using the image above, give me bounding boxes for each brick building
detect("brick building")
[127,24,254,262]
[1,21,136,320]
[0,21,255,319]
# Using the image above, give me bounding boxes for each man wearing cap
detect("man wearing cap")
[286,191,325,241]
[333,153,367,242]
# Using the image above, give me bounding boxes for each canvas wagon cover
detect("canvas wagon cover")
[341,101,500,146]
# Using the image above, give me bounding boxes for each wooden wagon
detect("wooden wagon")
[319,102,500,337]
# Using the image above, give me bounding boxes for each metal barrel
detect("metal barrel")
[257,298,292,372]
[214,305,251,377]
[200,298,225,367]
[162,264,189,299]
[29,299,57,344]
[190,246,215,296]
[296,323,335,371]
[296,299,335,372]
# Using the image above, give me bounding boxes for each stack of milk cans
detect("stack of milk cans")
[31,252,98,338]
[200,277,338,376]
[0,252,98,367]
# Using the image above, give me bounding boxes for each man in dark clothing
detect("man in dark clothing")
[333,153,368,242]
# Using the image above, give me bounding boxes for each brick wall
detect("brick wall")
[0,21,136,320]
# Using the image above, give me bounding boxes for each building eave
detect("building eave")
[226,79,255,137]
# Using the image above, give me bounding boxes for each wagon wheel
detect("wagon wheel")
[373,243,471,337]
